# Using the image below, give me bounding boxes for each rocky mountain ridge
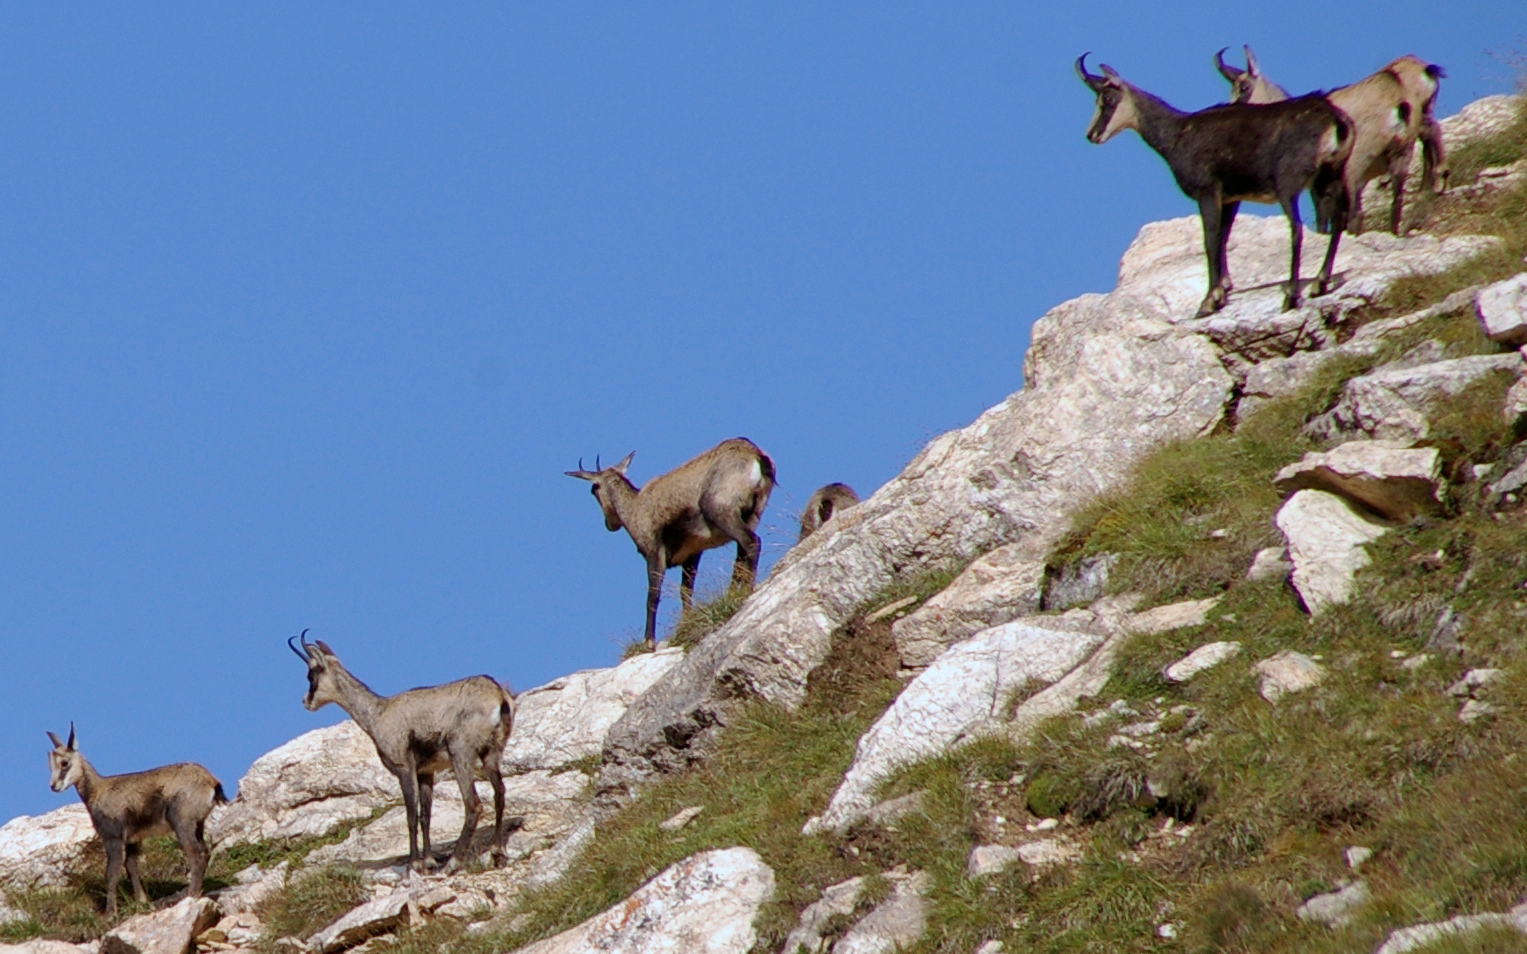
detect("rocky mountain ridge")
[1,91,1525,954]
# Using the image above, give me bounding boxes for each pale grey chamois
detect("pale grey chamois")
[1217,46,1447,234]
[566,437,776,649]
[289,632,514,871]
[46,724,227,918]
[1077,54,1353,317]
[798,483,860,541]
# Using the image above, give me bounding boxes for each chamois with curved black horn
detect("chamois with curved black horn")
[798,483,859,542]
[288,632,515,872]
[46,724,227,918]
[1076,54,1353,317]
[566,437,775,649]
[1217,46,1447,234]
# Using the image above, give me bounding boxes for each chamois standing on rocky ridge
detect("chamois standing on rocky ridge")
[1216,46,1447,235]
[46,724,226,918]
[1076,54,1353,317]
[289,632,514,872]
[798,483,860,541]
[566,437,775,649]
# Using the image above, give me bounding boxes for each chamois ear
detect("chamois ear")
[1243,45,1262,77]
[613,452,635,474]
[66,723,76,751]
[1100,63,1121,82]
[46,731,63,749]
[565,469,595,480]
[314,639,337,658]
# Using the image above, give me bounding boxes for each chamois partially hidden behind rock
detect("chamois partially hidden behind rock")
[1217,46,1447,235]
[798,483,860,541]
[289,632,514,872]
[566,437,775,649]
[46,724,227,918]
[1077,53,1353,317]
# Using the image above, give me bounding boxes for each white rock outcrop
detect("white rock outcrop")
[1252,652,1326,704]
[1475,273,1527,347]
[507,848,775,954]
[307,884,453,954]
[100,896,218,954]
[1306,353,1526,443]
[1376,904,1527,954]
[0,806,97,890]
[1246,547,1292,582]
[831,870,931,954]
[1276,490,1389,615]
[1163,642,1241,683]
[804,622,1106,834]
[891,543,1047,669]
[779,876,869,954]
[1273,441,1442,520]
[1295,880,1369,927]
[0,941,91,954]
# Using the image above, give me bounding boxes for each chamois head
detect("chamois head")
[1216,46,1290,104]
[564,453,636,532]
[46,724,81,793]
[1075,54,1136,144]
[288,629,343,711]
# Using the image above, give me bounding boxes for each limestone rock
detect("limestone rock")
[1345,846,1373,871]
[832,870,930,954]
[208,722,398,848]
[892,543,1047,669]
[1305,353,1526,443]
[967,845,1023,878]
[1276,490,1389,615]
[1246,547,1292,582]
[1376,904,1527,954]
[1125,597,1219,634]
[659,806,704,832]
[1015,839,1082,869]
[804,622,1105,834]
[1252,651,1326,703]
[1163,642,1241,683]
[100,896,218,954]
[212,913,263,948]
[1446,668,1503,698]
[1458,700,1496,724]
[1274,441,1443,520]
[1041,554,1117,612]
[1475,273,1527,347]
[779,876,868,954]
[1439,95,1524,154]
[308,889,416,954]
[1295,880,1369,927]
[506,848,774,954]
[0,942,93,954]
[526,818,595,890]
[213,861,289,915]
[504,649,684,774]
[1008,629,1130,741]
[0,805,97,891]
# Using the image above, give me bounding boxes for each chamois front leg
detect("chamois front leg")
[103,838,126,918]
[643,550,665,649]
[396,761,425,870]
[1195,196,1228,317]
[417,772,434,866]
[1280,197,1305,311]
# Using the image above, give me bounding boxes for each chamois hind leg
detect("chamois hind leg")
[124,842,148,904]
[417,773,435,867]
[1388,154,1410,235]
[679,554,702,613]
[710,509,761,593]
[482,750,508,866]
[1216,200,1241,297]
[445,749,482,872]
[171,813,210,899]
[1280,196,1304,311]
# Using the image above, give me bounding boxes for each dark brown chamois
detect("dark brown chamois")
[566,437,775,649]
[798,483,860,542]
[290,632,514,872]
[47,725,227,918]
[1076,54,1353,317]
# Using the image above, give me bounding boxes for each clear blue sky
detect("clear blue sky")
[2,3,1520,822]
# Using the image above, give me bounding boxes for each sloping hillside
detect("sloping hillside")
[2,92,1526,954]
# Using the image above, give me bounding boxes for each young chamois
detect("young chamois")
[798,483,860,541]
[1077,54,1353,317]
[566,437,775,649]
[1217,46,1447,234]
[289,632,514,872]
[46,724,226,918]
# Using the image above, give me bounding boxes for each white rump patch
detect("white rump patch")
[750,460,763,486]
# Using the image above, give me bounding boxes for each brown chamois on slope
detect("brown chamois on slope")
[798,482,860,542]
[566,437,775,649]
[289,631,514,872]
[46,724,227,918]
[1217,46,1447,234]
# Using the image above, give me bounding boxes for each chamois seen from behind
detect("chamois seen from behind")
[289,632,514,872]
[798,483,859,542]
[46,724,226,918]
[1217,46,1447,234]
[566,437,775,649]
[1077,54,1353,317]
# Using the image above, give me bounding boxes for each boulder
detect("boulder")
[100,896,218,954]
[0,942,91,954]
[1475,273,1527,347]
[1305,353,1525,443]
[1041,554,1117,612]
[1295,881,1369,927]
[778,876,868,954]
[1125,597,1219,634]
[1276,490,1389,615]
[804,622,1106,835]
[525,818,595,890]
[1273,441,1443,520]
[1246,547,1292,582]
[967,845,1024,878]
[307,884,454,954]
[504,649,685,774]
[0,805,97,890]
[832,870,931,954]
[891,543,1047,669]
[1252,652,1326,704]
[208,722,398,848]
[1163,642,1241,683]
[506,848,774,954]
[1376,904,1527,954]
[658,807,704,832]
[213,861,289,915]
